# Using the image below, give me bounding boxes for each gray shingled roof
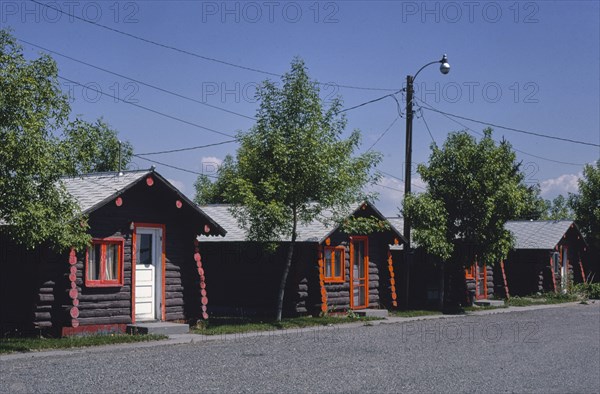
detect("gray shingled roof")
[62,170,151,213]
[0,169,225,235]
[198,205,338,243]
[387,217,407,249]
[0,172,148,226]
[505,220,575,250]
[199,203,405,244]
[386,217,576,251]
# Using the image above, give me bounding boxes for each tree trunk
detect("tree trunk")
[276,211,298,322]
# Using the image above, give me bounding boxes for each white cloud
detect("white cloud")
[540,173,581,197]
[200,156,223,176]
[167,178,185,193]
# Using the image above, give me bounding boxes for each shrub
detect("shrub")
[572,283,600,299]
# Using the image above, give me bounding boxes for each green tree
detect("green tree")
[193,155,235,205]
[544,194,574,220]
[403,129,529,267]
[220,58,381,321]
[1,29,131,251]
[61,118,133,176]
[0,29,90,250]
[518,184,549,220]
[570,160,600,250]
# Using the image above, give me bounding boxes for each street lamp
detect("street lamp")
[403,54,450,308]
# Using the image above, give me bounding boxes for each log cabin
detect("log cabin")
[386,218,593,309]
[388,217,504,308]
[197,202,406,317]
[0,169,225,336]
[503,220,592,296]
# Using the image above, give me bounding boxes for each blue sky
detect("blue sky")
[5,0,599,216]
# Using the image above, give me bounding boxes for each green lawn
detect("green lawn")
[388,310,443,318]
[191,315,379,336]
[0,334,167,354]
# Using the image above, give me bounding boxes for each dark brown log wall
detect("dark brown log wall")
[0,232,68,335]
[201,242,316,317]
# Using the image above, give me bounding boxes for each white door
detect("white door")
[561,247,568,292]
[135,227,162,321]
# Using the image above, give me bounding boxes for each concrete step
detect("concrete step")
[127,322,189,335]
[353,309,389,318]
[474,299,505,307]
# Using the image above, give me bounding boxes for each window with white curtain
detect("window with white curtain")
[86,239,124,286]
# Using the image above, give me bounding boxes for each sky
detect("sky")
[4,0,599,216]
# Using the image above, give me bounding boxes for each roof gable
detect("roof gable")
[62,170,150,213]
[505,220,577,250]
[386,217,580,251]
[61,169,226,236]
[199,202,405,243]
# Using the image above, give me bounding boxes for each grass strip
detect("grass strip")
[0,334,167,354]
[506,293,578,307]
[191,315,380,336]
[388,310,443,318]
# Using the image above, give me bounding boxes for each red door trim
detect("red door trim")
[349,236,369,309]
[131,223,167,323]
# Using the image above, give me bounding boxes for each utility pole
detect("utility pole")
[402,55,450,309]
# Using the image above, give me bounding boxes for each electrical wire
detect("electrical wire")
[133,154,218,178]
[21,39,257,121]
[415,98,599,147]
[29,0,399,92]
[366,116,400,152]
[58,76,237,138]
[21,39,402,121]
[375,183,404,192]
[414,97,589,166]
[338,89,404,113]
[136,140,238,156]
[416,105,436,145]
[379,170,427,191]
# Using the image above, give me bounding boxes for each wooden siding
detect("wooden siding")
[0,234,68,335]
[201,242,318,317]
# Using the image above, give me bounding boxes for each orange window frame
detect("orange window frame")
[475,261,487,300]
[323,246,345,283]
[85,238,124,287]
[465,264,475,279]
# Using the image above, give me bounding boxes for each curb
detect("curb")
[1,300,596,361]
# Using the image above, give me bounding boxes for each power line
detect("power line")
[136,140,238,156]
[415,98,588,166]
[29,0,399,93]
[339,89,404,113]
[416,99,599,148]
[416,105,436,145]
[58,76,236,138]
[379,170,427,191]
[21,39,257,122]
[133,154,217,178]
[366,116,400,152]
[375,183,404,193]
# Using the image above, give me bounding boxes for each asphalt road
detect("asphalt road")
[1,303,599,393]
